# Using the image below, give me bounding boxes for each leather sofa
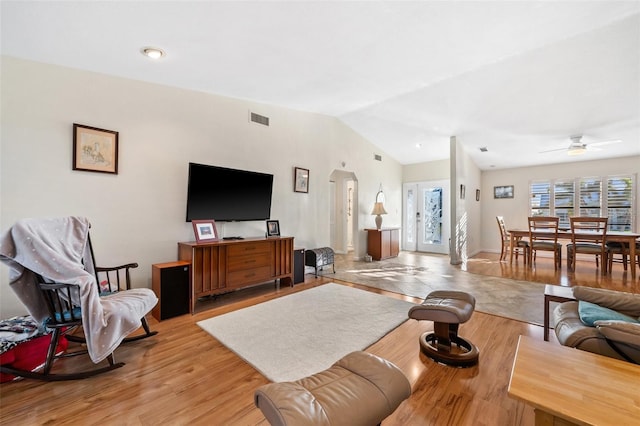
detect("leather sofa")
[553,286,640,364]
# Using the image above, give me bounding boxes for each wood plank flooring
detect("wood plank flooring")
[1,251,636,425]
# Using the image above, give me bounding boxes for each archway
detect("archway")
[329,170,358,256]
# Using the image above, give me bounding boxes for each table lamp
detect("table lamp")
[371,202,387,230]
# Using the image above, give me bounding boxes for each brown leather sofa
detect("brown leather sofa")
[553,286,640,364]
[254,351,411,425]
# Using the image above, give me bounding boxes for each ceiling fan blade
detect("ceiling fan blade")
[588,139,622,147]
[539,147,567,153]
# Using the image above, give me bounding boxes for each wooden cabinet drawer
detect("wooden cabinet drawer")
[227,251,270,272]
[227,241,271,257]
[227,266,272,287]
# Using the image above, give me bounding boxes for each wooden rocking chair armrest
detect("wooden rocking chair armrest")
[95,263,139,291]
[95,263,139,272]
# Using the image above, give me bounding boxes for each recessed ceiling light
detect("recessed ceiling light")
[141,47,165,59]
[415,143,422,148]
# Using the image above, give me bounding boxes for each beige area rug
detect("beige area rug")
[197,283,415,382]
[333,261,546,326]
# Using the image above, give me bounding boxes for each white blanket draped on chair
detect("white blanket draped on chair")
[0,216,157,363]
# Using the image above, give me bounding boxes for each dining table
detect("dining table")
[507,228,640,279]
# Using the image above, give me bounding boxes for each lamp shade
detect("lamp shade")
[371,202,387,215]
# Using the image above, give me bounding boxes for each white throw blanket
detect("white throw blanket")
[0,216,157,363]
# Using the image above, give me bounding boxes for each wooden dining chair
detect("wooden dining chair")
[496,216,529,262]
[608,241,640,274]
[567,217,608,274]
[528,216,562,269]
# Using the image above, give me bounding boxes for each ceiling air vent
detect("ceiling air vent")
[374,154,382,161]
[250,112,270,126]
[479,147,488,152]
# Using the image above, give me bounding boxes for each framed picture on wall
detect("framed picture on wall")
[294,167,309,193]
[192,220,219,243]
[494,185,514,199]
[266,220,280,237]
[73,123,119,174]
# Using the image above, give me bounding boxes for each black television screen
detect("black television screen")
[186,163,273,222]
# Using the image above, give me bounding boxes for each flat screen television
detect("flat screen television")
[186,162,274,222]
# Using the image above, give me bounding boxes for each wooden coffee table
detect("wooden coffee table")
[509,335,640,426]
[544,284,574,341]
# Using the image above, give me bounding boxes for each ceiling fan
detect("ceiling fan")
[539,135,622,156]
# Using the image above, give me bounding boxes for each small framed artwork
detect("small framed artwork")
[73,123,119,174]
[266,220,280,237]
[192,220,219,243]
[494,185,514,199]
[476,189,480,202]
[294,167,309,193]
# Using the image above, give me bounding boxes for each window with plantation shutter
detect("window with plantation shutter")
[607,176,634,231]
[579,177,602,217]
[530,181,550,216]
[554,180,574,229]
[529,174,636,232]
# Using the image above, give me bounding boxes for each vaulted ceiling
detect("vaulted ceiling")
[2,1,639,170]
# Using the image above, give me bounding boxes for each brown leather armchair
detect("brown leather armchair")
[553,286,640,364]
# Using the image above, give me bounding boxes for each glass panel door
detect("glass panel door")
[403,180,450,254]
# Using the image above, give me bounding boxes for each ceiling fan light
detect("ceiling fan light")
[567,146,586,156]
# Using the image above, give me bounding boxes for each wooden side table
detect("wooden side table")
[543,284,575,341]
[509,335,640,426]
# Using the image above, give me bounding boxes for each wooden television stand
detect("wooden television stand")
[178,236,294,313]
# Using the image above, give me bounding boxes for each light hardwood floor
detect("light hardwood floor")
[1,252,637,425]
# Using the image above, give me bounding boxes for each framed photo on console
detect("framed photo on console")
[192,220,219,243]
[266,220,280,237]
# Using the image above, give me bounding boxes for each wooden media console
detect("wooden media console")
[178,236,294,313]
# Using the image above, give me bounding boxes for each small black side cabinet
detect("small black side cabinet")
[152,261,190,321]
[294,248,305,284]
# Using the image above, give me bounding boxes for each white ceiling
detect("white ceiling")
[2,1,639,170]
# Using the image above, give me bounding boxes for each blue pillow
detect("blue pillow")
[578,301,639,327]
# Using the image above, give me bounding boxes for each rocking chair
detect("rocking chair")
[0,216,158,381]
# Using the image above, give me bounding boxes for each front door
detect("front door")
[403,180,450,254]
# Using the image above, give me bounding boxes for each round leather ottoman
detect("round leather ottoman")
[408,290,479,367]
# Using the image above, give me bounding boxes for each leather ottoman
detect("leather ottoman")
[254,351,411,426]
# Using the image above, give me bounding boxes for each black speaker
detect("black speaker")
[152,261,190,321]
[294,248,305,284]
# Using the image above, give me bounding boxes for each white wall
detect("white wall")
[0,57,402,317]
[458,144,482,257]
[450,137,483,262]
[481,156,640,253]
[402,159,449,183]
